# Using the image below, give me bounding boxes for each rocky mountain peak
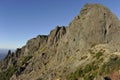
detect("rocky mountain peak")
[68,4,120,51]
[47,26,67,47]
[1,4,120,80]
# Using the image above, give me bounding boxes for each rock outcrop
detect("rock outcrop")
[0,4,120,80]
[68,4,120,51]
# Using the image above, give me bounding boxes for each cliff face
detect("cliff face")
[68,4,120,51]
[0,4,120,80]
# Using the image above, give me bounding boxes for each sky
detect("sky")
[0,0,120,49]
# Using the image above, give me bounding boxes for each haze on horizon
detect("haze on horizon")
[0,0,120,49]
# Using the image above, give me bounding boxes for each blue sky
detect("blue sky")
[0,0,120,49]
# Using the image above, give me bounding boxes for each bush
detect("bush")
[0,66,18,80]
[95,51,103,59]
[22,56,32,65]
[84,64,92,73]
[67,68,83,80]
[67,63,99,80]
[99,56,120,75]
[84,73,95,80]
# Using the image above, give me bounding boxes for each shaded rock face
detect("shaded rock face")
[47,26,67,47]
[67,4,120,51]
[25,35,48,56]
[1,4,120,80]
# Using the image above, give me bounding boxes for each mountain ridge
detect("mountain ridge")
[0,4,120,80]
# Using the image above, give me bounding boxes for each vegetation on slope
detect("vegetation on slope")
[0,66,18,80]
[67,51,120,80]
[0,55,32,80]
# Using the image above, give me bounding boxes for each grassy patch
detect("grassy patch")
[22,56,32,65]
[84,73,95,80]
[67,68,83,80]
[99,55,120,75]
[95,51,103,59]
[67,63,99,80]
[0,66,18,80]
[67,49,120,80]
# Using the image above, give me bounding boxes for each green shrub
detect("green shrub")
[22,56,32,65]
[67,68,83,80]
[67,63,99,80]
[95,51,103,59]
[0,66,18,80]
[83,64,98,80]
[84,64,92,73]
[83,63,98,73]
[84,73,95,80]
[74,68,83,77]
[99,56,120,75]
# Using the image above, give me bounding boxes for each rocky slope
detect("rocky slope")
[0,4,120,80]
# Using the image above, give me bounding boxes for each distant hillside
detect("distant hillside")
[0,53,6,60]
[0,49,8,60]
[0,49,8,54]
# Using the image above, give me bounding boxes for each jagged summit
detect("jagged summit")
[0,4,120,80]
[69,3,120,51]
